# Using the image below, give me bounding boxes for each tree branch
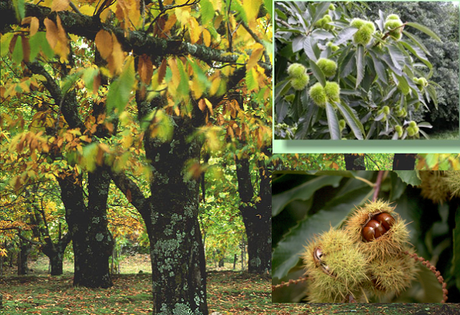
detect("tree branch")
[0,0,272,73]
[107,168,148,217]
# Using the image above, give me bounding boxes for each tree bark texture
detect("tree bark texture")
[18,236,31,275]
[344,154,366,170]
[58,168,113,288]
[41,232,71,275]
[393,154,417,170]
[235,156,272,274]
[110,117,208,314]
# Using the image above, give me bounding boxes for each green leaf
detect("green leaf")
[311,1,330,26]
[176,59,190,99]
[245,68,257,92]
[394,171,421,186]
[355,45,364,88]
[402,30,431,56]
[303,36,318,62]
[231,0,247,24]
[334,27,358,46]
[369,51,388,85]
[12,36,23,64]
[1,33,14,58]
[387,45,404,72]
[309,59,325,86]
[263,0,272,17]
[13,0,25,21]
[107,57,135,114]
[405,22,442,42]
[335,101,364,140]
[325,102,340,140]
[272,184,374,279]
[272,175,342,217]
[426,85,438,109]
[200,0,214,25]
[61,70,83,96]
[400,40,432,71]
[82,67,99,93]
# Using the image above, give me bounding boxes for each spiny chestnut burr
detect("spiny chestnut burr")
[362,212,395,242]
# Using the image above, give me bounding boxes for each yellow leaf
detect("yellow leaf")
[107,33,124,75]
[246,43,264,70]
[30,17,39,37]
[189,17,201,44]
[51,0,70,12]
[243,0,262,25]
[167,58,180,89]
[204,98,213,115]
[198,99,206,112]
[203,29,211,47]
[44,18,58,49]
[79,4,94,16]
[138,54,153,85]
[95,30,113,60]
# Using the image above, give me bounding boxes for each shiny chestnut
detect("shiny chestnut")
[362,212,395,242]
[374,212,395,230]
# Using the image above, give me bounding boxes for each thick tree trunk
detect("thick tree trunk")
[144,118,208,314]
[58,168,113,288]
[235,156,272,274]
[344,154,366,170]
[393,154,417,170]
[111,116,208,314]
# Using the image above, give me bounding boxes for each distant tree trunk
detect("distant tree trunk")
[393,154,417,170]
[344,154,366,170]
[233,254,238,270]
[235,154,272,274]
[17,236,31,275]
[41,232,71,276]
[58,168,113,288]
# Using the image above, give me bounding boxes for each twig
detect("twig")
[372,171,384,202]
[404,250,448,303]
[271,276,308,291]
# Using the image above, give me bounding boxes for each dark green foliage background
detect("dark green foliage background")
[272,171,460,303]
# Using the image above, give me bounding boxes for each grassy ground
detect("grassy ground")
[1,255,460,314]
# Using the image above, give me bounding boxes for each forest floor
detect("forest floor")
[1,255,460,314]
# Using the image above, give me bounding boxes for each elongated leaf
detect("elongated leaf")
[381,54,402,76]
[312,29,335,40]
[335,102,364,140]
[303,36,317,62]
[387,44,404,71]
[311,1,331,26]
[275,79,291,103]
[406,22,441,42]
[272,185,374,279]
[295,104,318,139]
[325,102,340,140]
[309,60,325,86]
[292,35,305,53]
[355,45,364,88]
[272,175,342,217]
[369,51,388,85]
[426,85,438,109]
[334,27,358,46]
[402,30,431,56]
[400,40,432,71]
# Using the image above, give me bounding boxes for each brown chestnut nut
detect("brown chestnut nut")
[374,212,395,230]
[366,219,386,238]
[313,247,324,266]
[362,226,375,241]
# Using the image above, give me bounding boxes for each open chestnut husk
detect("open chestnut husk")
[362,212,395,242]
[344,200,410,261]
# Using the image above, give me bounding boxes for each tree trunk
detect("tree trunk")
[393,154,417,170]
[344,154,366,170]
[41,232,71,276]
[235,156,272,274]
[18,237,31,275]
[58,168,113,288]
[111,116,208,314]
